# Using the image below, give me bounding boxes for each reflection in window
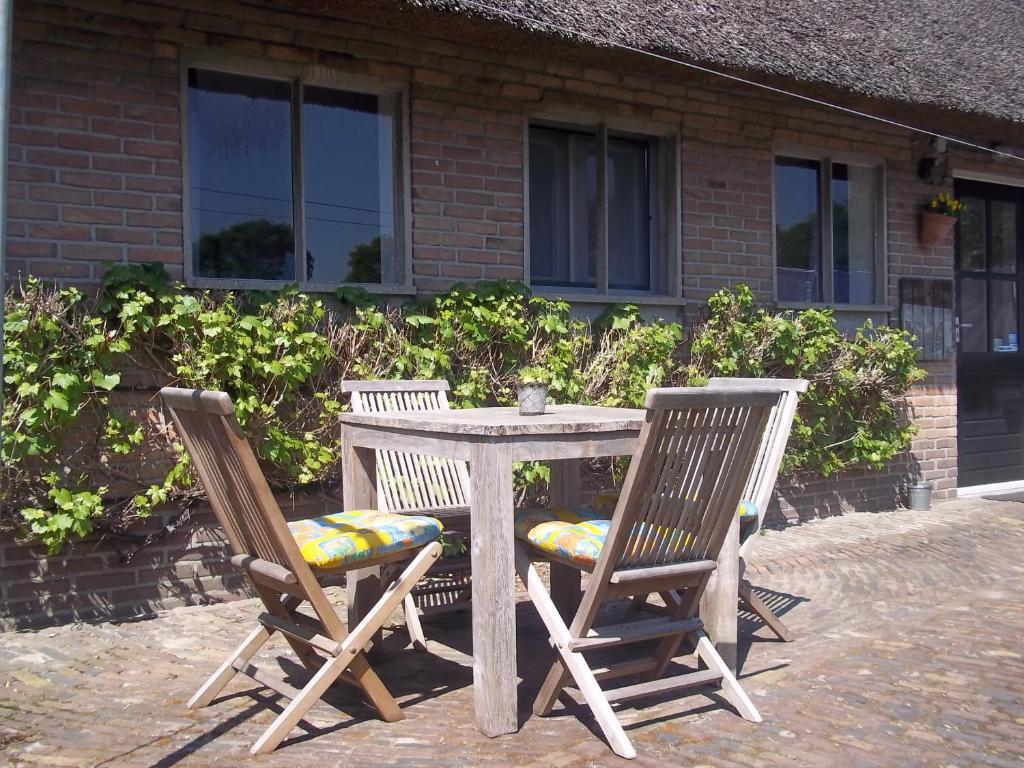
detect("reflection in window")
[959,198,986,271]
[990,281,1018,352]
[303,87,398,284]
[608,137,653,291]
[832,163,878,304]
[188,70,294,280]
[990,200,1017,275]
[529,124,663,294]
[959,277,987,353]
[774,155,883,305]
[774,157,822,303]
[187,68,402,285]
[529,126,598,289]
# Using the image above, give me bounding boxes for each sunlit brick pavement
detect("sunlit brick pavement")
[2,498,1023,767]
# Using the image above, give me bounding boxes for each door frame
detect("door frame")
[954,177,1024,489]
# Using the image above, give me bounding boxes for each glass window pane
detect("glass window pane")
[959,197,986,271]
[990,280,1018,352]
[960,277,987,352]
[303,86,398,285]
[608,137,652,291]
[529,126,597,289]
[529,128,570,285]
[990,200,1017,274]
[188,69,294,281]
[775,157,822,302]
[832,163,877,304]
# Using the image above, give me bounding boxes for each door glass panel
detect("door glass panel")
[990,280,1018,352]
[990,200,1018,274]
[832,163,877,304]
[303,86,398,284]
[960,277,987,352]
[959,198,986,271]
[188,69,295,281]
[774,157,822,302]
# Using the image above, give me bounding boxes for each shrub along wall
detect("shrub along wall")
[1,267,924,627]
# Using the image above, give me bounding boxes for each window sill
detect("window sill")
[185,278,417,296]
[774,301,892,314]
[533,290,684,308]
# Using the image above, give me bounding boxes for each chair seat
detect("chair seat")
[288,510,444,569]
[514,498,759,569]
[514,507,612,568]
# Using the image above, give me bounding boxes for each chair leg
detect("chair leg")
[348,651,404,722]
[188,625,272,709]
[693,631,762,723]
[514,546,636,760]
[739,579,793,642]
[403,593,428,652]
[251,648,359,754]
[251,543,441,754]
[533,661,570,717]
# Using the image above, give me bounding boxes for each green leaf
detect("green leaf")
[91,371,121,391]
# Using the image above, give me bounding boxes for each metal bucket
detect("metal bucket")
[908,482,932,511]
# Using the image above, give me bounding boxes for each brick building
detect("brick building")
[2,0,1024,626]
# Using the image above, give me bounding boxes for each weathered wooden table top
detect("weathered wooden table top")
[340,403,645,437]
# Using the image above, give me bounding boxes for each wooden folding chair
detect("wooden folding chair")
[160,387,443,754]
[514,387,777,759]
[342,380,472,650]
[706,377,808,641]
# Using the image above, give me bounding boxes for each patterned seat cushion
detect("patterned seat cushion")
[288,510,443,569]
[514,509,611,568]
[514,497,759,568]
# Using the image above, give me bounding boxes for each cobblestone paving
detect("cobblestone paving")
[1,498,1023,767]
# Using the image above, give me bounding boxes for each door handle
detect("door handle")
[954,316,973,343]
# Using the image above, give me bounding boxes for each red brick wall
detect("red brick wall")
[0,492,339,631]
[6,5,183,284]
[3,0,1023,625]
[409,98,525,289]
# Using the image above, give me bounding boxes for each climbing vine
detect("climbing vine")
[2,272,923,554]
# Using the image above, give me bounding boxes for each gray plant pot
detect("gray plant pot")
[517,382,548,415]
[907,481,932,511]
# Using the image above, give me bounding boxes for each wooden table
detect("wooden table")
[340,404,740,737]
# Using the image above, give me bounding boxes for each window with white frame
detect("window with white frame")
[186,66,405,288]
[774,154,884,305]
[528,122,675,295]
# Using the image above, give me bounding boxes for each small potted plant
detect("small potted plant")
[920,192,965,246]
[516,365,550,416]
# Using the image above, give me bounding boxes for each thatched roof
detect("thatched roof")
[407,0,1024,126]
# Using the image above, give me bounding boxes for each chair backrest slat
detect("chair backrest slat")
[342,380,469,514]
[706,378,808,557]
[595,389,776,577]
[160,387,346,639]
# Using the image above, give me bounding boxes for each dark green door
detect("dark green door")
[956,179,1024,487]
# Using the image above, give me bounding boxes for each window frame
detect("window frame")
[771,145,888,310]
[524,112,681,301]
[180,50,413,294]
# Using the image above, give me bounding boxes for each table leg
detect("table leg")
[700,514,739,671]
[469,442,518,736]
[548,459,582,620]
[342,432,382,651]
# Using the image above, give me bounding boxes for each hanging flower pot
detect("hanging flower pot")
[919,192,965,247]
[919,210,957,246]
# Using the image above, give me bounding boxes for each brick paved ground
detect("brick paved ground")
[1,498,1023,768]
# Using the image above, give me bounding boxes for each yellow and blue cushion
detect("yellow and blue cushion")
[288,509,443,569]
[514,496,759,568]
